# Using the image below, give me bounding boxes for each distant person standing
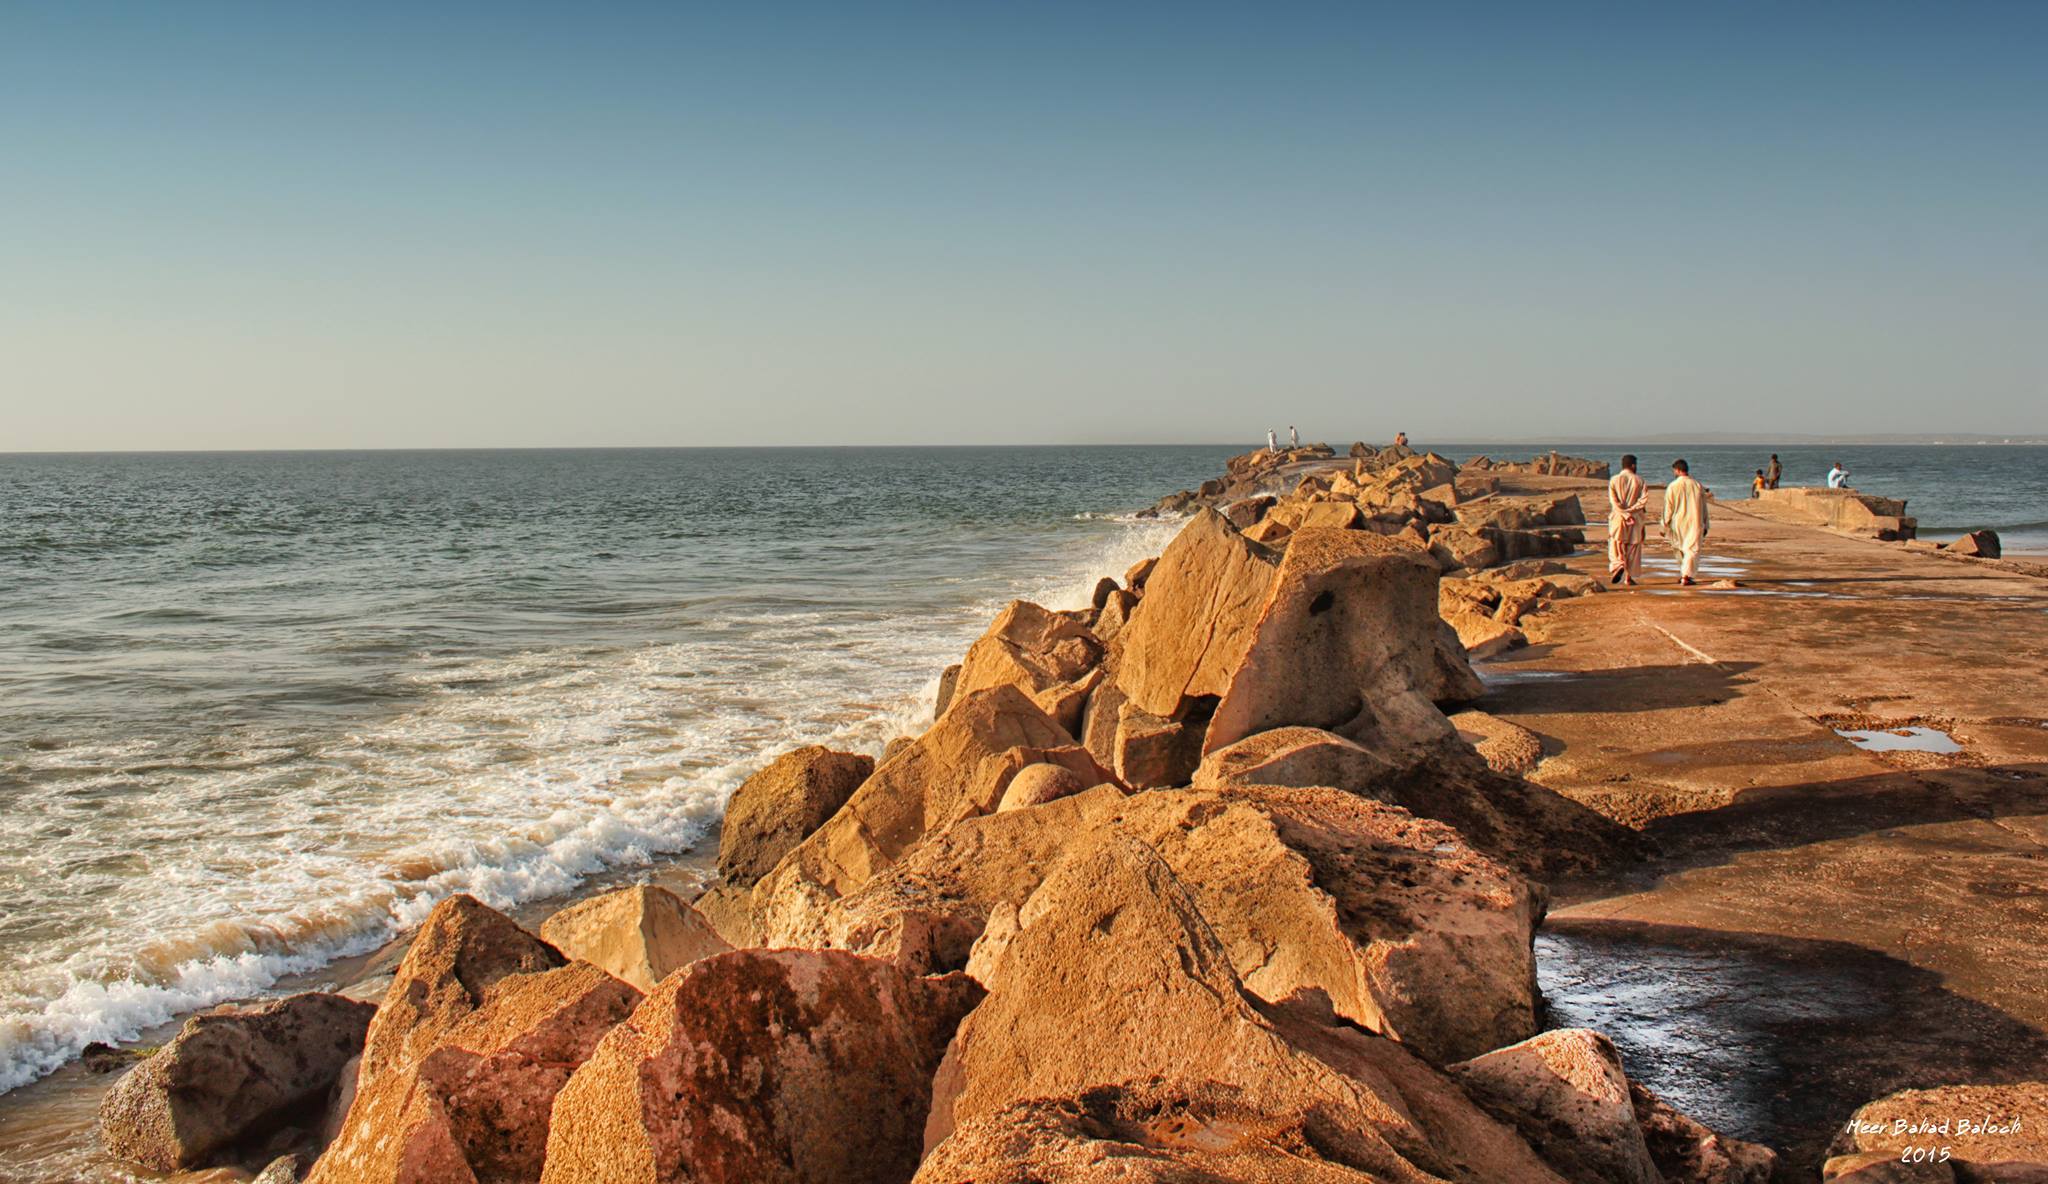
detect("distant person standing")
[1827,461,1850,489]
[1607,454,1649,586]
[1288,425,1298,448]
[1766,454,1782,489]
[1750,469,1767,498]
[1661,458,1710,587]
[1267,429,1278,452]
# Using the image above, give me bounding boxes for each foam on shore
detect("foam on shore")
[0,515,1181,1095]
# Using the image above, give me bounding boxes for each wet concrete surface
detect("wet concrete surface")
[1486,474,2048,1176]
[1539,918,2048,1175]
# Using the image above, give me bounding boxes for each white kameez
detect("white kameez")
[1607,469,1648,580]
[1661,474,1710,580]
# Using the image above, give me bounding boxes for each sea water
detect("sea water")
[0,445,1226,1102]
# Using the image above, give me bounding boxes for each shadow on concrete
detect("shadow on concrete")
[1537,916,2048,1179]
[1636,763,2048,861]
[1477,661,1763,715]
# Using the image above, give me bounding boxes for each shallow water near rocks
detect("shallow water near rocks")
[1835,726,1963,754]
[1536,928,1885,1157]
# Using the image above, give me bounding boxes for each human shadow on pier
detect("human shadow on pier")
[1474,660,1764,716]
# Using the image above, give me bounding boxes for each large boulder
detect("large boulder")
[1449,1029,1657,1184]
[751,684,1074,908]
[1431,620,1487,705]
[1111,698,1210,788]
[1111,787,1542,1063]
[925,832,1571,1183]
[98,993,375,1170]
[309,961,641,1184]
[1945,529,2001,559]
[541,950,981,1184]
[1091,586,1139,644]
[1429,526,1500,572]
[716,747,874,887]
[1450,709,1546,776]
[1115,508,1280,720]
[996,762,1091,811]
[1224,494,1276,528]
[951,600,1106,734]
[915,1083,1383,1182]
[356,894,566,1088]
[1202,528,1462,758]
[1444,603,1525,660]
[1193,726,1637,880]
[538,884,732,993]
[765,785,1130,971]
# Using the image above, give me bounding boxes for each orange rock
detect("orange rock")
[98,993,375,1170]
[952,601,1106,734]
[1203,528,1456,757]
[541,950,980,1184]
[538,885,731,994]
[356,895,565,1089]
[765,785,1129,972]
[925,832,1569,1183]
[309,961,640,1184]
[996,761,1091,812]
[1116,509,1280,720]
[756,684,1073,904]
[915,1083,1384,1182]
[1450,1029,1657,1184]
[1113,787,1542,1063]
[715,746,873,887]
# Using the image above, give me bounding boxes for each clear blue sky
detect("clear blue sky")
[3,2,2043,449]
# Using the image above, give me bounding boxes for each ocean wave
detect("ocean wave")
[0,511,1179,1095]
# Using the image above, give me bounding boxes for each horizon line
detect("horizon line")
[6,435,2048,458]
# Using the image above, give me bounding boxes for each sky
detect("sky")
[3,1,2044,450]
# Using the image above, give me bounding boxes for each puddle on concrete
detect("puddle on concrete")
[1477,668,1579,686]
[1537,929,1883,1155]
[1835,726,1963,754]
[1644,559,1752,578]
[1642,588,1834,599]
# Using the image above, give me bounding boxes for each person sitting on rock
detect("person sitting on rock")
[1827,461,1851,489]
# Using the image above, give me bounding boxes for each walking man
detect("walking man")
[1267,429,1278,452]
[1607,454,1648,585]
[1661,458,1710,586]
[1288,425,1298,448]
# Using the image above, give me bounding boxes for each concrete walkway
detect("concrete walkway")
[1472,476,2048,1171]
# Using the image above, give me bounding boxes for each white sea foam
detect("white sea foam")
[0,514,1181,1095]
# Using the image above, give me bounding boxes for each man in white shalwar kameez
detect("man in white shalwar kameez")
[1607,454,1648,585]
[1660,458,1710,586]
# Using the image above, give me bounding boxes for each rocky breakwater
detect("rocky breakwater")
[97,450,1784,1183]
[1465,451,1612,480]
